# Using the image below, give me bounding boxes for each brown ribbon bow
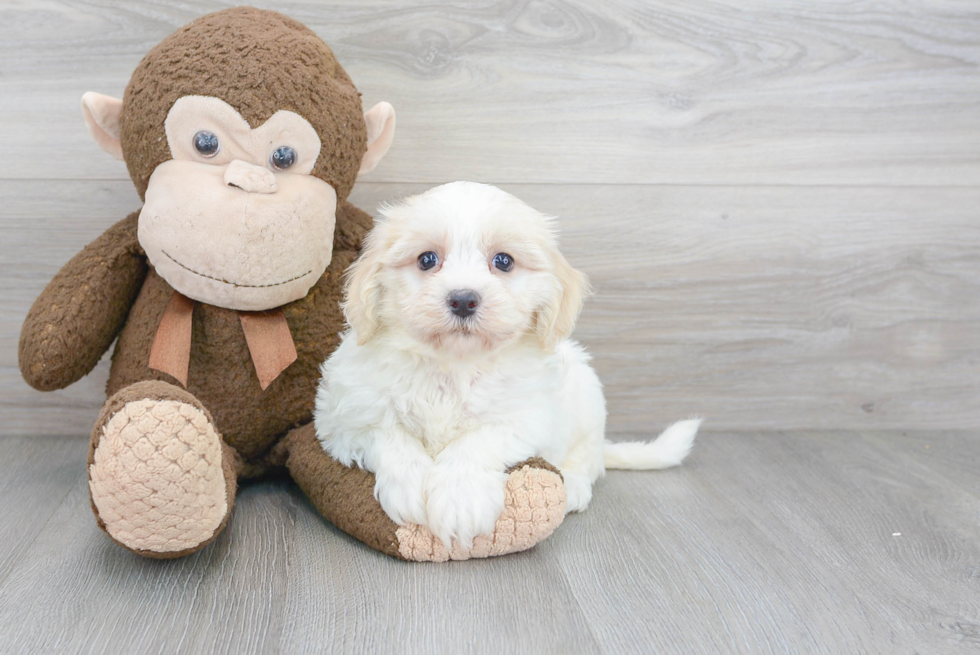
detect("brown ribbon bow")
[148,291,298,390]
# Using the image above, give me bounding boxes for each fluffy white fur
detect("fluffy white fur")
[314,182,700,549]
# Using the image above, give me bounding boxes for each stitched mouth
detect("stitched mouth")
[161,250,313,289]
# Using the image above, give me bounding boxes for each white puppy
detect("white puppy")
[315,182,700,549]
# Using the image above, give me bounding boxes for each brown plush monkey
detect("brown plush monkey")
[19,8,566,561]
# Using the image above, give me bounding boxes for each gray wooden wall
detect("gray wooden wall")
[2,0,978,435]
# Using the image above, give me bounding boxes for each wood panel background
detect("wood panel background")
[1,2,979,653]
[1,0,978,433]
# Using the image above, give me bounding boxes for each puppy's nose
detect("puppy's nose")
[448,290,480,318]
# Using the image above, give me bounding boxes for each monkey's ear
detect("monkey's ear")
[81,92,124,161]
[358,102,396,176]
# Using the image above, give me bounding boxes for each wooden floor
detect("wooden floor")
[0,431,977,654]
[1,1,978,653]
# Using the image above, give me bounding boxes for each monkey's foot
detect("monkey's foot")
[281,425,567,561]
[88,381,237,558]
[395,458,567,562]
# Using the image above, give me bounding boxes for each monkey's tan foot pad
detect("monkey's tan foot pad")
[89,383,235,558]
[396,458,567,562]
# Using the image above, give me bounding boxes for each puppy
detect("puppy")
[314,182,700,549]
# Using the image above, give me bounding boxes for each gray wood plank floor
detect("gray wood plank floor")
[0,431,977,654]
[1,1,978,653]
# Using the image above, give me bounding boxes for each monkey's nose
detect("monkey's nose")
[223,159,278,194]
[448,290,480,318]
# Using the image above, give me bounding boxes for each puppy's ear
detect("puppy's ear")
[536,249,590,350]
[343,227,387,345]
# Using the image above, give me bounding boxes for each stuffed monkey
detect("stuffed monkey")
[19,7,566,561]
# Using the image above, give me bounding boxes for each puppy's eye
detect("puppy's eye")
[492,252,515,272]
[418,251,440,271]
[193,131,220,158]
[270,146,297,170]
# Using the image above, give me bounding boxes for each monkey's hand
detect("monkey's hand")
[19,212,147,391]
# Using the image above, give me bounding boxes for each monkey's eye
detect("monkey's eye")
[492,253,515,272]
[193,131,220,158]
[418,251,439,271]
[270,146,297,170]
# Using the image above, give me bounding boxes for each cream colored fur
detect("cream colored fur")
[315,182,700,549]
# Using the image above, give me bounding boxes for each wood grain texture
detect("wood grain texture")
[555,430,980,654]
[0,0,979,185]
[0,431,976,654]
[3,180,977,433]
[1,1,978,652]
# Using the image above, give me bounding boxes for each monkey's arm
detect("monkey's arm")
[19,212,147,391]
[278,423,568,561]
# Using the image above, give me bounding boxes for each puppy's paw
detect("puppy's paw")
[425,465,508,549]
[562,472,594,513]
[375,460,430,526]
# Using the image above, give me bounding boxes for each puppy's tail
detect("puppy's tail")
[603,419,702,470]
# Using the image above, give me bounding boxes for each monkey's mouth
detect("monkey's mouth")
[161,250,313,289]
